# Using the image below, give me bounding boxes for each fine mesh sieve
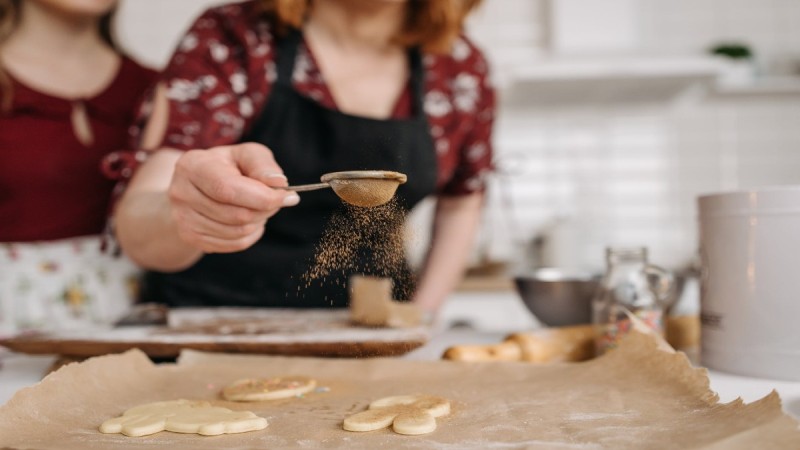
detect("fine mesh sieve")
[282,171,407,207]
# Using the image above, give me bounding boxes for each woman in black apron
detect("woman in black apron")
[112,0,494,312]
[142,29,436,308]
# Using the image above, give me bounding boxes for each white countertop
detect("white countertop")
[2,328,800,419]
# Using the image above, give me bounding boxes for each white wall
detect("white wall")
[115,0,233,69]
[639,0,800,75]
[462,0,800,273]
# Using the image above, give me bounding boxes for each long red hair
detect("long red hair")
[259,0,483,53]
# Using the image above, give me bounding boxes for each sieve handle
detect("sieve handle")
[280,183,331,192]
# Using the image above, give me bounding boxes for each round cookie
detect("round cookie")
[222,376,317,402]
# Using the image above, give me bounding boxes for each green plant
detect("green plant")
[709,43,753,60]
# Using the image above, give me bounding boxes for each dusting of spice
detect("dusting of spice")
[221,376,317,401]
[302,197,414,302]
[226,378,286,395]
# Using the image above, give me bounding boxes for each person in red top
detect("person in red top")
[114,0,495,313]
[0,0,156,334]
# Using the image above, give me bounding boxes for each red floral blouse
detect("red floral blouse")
[133,1,495,195]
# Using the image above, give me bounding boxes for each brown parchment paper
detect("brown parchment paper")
[1,332,798,449]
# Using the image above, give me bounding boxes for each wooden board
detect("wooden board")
[0,309,429,358]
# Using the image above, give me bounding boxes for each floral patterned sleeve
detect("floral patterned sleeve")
[139,3,274,151]
[436,37,496,196]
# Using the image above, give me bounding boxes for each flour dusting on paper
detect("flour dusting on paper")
[0,331,798,449]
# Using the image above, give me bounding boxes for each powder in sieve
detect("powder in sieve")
[329,179,399,208]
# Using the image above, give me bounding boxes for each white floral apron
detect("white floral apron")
[0,235,138,337]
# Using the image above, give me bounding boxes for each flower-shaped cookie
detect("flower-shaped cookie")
[343,395,451,435]
[99,399,268,437]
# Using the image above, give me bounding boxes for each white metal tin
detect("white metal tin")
[698,187,800,381]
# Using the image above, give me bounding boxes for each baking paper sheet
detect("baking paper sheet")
[1,332,798,449]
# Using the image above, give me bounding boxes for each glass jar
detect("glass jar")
[592,247,673,355]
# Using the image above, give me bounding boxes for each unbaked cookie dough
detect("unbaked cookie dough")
[99,399,268,437]
[222,376,317,401]
[343,394,451,435]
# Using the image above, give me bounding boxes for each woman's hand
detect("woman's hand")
[168,142,300,253]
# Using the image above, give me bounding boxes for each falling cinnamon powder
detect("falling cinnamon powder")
[302,197,414,301]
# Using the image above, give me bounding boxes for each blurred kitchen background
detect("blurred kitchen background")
[116,0,800,329]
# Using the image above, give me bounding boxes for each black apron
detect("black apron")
[142,29,437,308]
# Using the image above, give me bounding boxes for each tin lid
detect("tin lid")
[698,185,800,216]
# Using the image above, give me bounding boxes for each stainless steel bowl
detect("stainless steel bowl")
[513,268,600,326]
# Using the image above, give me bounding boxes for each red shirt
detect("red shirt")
[0,57,156,242]
[133,1,495,195]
